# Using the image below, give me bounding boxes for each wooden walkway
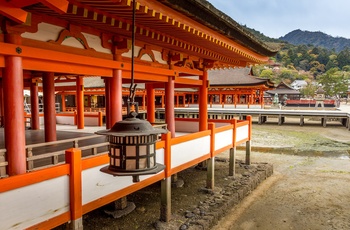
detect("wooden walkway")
[156,108,350,128]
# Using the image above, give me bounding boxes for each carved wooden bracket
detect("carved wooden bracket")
[137,45,158,63]
[49,24,94,51]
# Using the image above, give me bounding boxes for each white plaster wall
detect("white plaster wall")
[82,149,164,205]
[171,136,210,168]
[236,125,249,142]
[214,129,233,151]
[0,176,70,230]
[22,23,111,53]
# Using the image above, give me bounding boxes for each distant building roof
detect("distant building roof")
[208,67,275,87]
[266,81,300,95]
[291,80,307,90]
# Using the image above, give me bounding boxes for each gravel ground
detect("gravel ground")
[213,123,350,230]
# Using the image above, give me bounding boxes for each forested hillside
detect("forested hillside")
[244,27,350,99]
[280,29,350,53]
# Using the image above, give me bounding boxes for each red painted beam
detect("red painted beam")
[0,1,28,24]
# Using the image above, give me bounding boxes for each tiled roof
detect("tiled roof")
[266,81,300,95]
[208,67,274,86]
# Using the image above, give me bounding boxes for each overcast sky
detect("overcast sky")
[207,0,350,39]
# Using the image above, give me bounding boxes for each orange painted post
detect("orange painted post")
[65,148,83,230]
[160,132,171,222]
[146,84,155,123]
[76,76,84,129]
[165,76,175,137]
[246,115,252,165]
[43,72,57,142]
[207,123,215,189]
[229,119,237,176]
[162,132,171,178]
[199,70,208,131]
[142,93,146,111]
[98,111,103,126]
[176,95,179,107]
[104,78,111,129]
[3,33,26,176]
[61,94,66,112]
[30,79,40,130]
[73,111,77,125]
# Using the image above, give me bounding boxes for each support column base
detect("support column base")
[105,202,136,219]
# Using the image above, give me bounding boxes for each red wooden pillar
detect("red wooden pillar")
[30,79,40,130]
[110,68,123,125]
[104,77,111,128]
[165,76,175,137]
[260,90,264,108]
[61,94,66,112]
[3,33,26,175]
[146,83,155,123]
[109,51,123,126]
[209,95,212,108]
[43,72,57,142]
[199,70,208,131]
[87,95,91,108]
[0,78,4,127]
[76,76,84,129]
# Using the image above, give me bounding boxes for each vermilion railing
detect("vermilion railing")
[0,117,252,229]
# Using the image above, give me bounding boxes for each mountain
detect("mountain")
[279,29,350,52]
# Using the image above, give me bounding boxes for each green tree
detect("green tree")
[259,69,274,79]
[300,82,317,98]
[317,68,349,99]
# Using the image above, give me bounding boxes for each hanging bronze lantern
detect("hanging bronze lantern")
[96,111,167,182]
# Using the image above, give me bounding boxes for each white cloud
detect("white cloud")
[207,0,350,39]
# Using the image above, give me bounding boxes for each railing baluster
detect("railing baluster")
[74,140,79,148]
[53,155,59,165]
[27,147,34,171]
[0,150,7,177]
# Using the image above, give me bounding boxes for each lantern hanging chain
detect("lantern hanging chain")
[129,0,137,106]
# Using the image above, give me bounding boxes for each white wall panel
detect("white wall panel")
[214,130,232,151]
[236,125,249,142]
[171,136,210,168]
[0,176,69,230]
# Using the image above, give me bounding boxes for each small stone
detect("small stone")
[136,206,146,213]
[180,224,188,230]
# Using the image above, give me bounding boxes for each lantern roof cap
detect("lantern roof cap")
[96,113,167,137]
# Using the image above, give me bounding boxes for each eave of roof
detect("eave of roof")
[159,0,279,57]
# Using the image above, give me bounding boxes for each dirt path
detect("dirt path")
[213,130,350,230]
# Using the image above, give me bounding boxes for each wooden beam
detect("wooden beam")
[0,1,28,24]
[39,0,69,14]
[5,0,38,8]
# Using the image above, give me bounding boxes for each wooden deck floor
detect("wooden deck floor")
[0,126,105,149]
